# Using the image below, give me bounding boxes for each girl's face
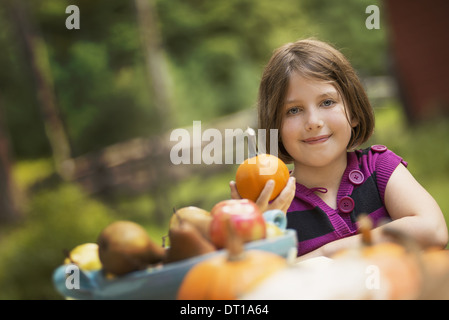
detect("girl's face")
[281,72,357,169]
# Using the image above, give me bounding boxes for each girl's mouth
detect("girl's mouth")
[302,134,331,144]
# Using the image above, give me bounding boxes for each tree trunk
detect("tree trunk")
[134,0,173,130]
[0,97,20,223]
[5,0,74,180]
[134,0,174,225]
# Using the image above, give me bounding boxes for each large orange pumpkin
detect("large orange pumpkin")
[177,250,286,300]
[177,218,286,299]
[235,154,290,202]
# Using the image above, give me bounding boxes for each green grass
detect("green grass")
[0,183,116,299]
[12,157,55,190]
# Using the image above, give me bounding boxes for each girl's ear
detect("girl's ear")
[351,117,359,128]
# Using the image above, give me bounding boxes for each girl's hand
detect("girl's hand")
[229,177,296,214]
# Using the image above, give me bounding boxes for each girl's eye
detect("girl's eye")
[287,107,301,115]
[321,99,335,107]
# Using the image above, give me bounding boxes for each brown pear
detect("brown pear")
[97,220,165,276]
[164,217,216,264]
[169,206,212,240]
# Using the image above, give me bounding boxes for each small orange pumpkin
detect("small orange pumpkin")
[421,248,449,278]
[235,154,290,202]
[363,243,422,300]
[177,218,286,300]
[332,215,423,299]
[418,248,449,299]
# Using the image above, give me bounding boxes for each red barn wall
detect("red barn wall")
[384,0,449,122]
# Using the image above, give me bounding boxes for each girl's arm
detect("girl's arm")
[382,163,448,248]
[300,164,448,259]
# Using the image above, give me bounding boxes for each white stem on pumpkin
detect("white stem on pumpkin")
[246,127,257,158]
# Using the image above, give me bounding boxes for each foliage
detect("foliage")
[0,0,387,158]
[0,181,115,299]
[301,0,386,75]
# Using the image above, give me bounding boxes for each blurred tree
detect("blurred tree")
[4,0,73,179]
[134,0,173,225]
[0,4,50,160]
[0,97,20,223]
[135,0,173,130]
[0,0,389,160]
[39,0,162,157]
[156,0,311,122]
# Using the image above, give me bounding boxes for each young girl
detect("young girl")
[230,38,448,258]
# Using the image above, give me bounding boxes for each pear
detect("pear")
[164,216,216,264]
[64,243,102,271]
[97,220,165,276]
[169,206,212,240]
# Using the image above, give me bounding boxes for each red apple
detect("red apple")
[209,199,266,248]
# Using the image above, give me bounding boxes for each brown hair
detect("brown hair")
[258,38,375,163]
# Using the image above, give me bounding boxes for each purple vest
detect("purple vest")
[287,145,408,256]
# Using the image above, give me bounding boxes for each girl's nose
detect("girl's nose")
[305,110,324,131]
